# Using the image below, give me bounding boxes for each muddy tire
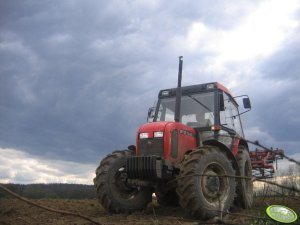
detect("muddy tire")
[176,146,236,219]
[235,146,253,209]
[155,188,178,206]
[93,150,152,213]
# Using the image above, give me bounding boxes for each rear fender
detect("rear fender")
[239,138,249,152]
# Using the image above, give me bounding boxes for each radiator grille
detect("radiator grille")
[138,138,164,157]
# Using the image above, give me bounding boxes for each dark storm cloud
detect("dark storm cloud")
[0,0,189,162]
[256,39,300,144]
[239,30,300,154]
[0,0,299,168]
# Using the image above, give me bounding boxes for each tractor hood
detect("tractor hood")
[136,121,197,161]
[137,121,196,139]
[138,121,172,138]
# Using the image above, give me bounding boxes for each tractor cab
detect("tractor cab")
[144,82,251,158]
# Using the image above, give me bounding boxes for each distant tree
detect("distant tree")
[0,183,96,199]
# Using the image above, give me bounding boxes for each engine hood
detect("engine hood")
[138,121,196,137]
[138,122,172,138]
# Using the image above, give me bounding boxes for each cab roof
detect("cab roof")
[158,82,234,99]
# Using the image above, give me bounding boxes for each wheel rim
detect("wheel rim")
[201,163,230,204]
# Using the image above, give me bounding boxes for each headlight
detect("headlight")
[154,131,164,138]
[139,133,149,139]
[206,83,215,89]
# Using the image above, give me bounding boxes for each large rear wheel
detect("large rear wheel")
[176,146,236,219]
[235,146,253,209]
[93,150,152,213]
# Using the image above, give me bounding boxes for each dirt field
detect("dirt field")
[0,197,299,225]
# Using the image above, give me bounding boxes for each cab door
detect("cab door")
[220,92,244,137]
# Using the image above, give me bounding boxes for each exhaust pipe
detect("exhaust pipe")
[174,56,183,122]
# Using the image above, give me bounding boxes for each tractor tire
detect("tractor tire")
[155,188,179,206]
[93,149,152,213]
[176,146,236,219]
[235,146,253,209]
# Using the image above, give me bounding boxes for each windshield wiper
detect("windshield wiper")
[186,94,213,112]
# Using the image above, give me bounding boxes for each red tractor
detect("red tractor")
[94,57,253,219]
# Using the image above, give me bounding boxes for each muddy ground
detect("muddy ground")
[0,197,299,225]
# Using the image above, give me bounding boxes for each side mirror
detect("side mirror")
[233,95,252,116]
[147,107,155,122]
[243,97,251,109]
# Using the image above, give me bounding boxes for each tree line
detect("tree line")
[0,183,96,199]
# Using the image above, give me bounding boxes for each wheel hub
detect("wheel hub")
[202,170,221,198]
[207,175,220,193]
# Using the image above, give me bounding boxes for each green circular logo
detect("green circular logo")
[266,205,298,223]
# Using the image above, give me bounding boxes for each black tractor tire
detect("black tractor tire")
[155,188,179,206]
[93,149,152,213]
[176,146,236,220]
[235,146,253,209]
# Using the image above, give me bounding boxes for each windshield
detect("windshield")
[155,92,215,127]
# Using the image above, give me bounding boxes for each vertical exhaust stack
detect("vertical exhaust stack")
[175,56,183,122]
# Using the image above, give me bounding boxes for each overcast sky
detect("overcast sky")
[1,0,300,184]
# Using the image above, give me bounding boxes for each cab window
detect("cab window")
[220,93,243,136]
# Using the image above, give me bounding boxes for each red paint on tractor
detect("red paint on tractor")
[137,121,197,162]
[232,137,240,156]
[165,122,197,162]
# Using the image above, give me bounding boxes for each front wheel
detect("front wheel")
[93,150,152,213]
[176,146,236,219]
